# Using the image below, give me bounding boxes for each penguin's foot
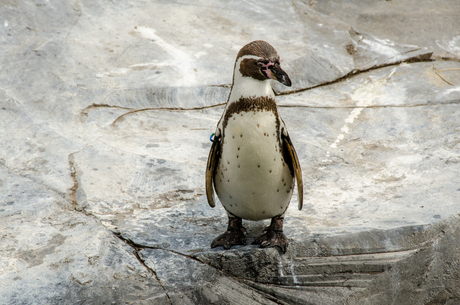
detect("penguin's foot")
[252,216,288,254]
[211,216,246,250]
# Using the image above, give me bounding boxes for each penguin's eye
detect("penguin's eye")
[257,60,270,67]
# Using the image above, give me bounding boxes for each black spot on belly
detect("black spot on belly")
[269,170,272,173]
[257,164,260,168]
[240,134,243,137]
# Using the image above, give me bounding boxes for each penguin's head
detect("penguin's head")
[235,40,291,87]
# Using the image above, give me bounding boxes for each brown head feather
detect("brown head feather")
[236,40,279,62]
[235,41,281,81]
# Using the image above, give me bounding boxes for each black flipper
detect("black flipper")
[282,133,303,210]
[206,136,220,208]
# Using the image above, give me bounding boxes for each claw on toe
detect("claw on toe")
[252,216,288,254]
[252,230,288,253]
[211,229,246,249]
[211,216,246,250]
[211,216,289,253]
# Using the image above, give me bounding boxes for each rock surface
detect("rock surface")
[1,0,459,304]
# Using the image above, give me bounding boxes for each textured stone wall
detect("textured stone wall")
[1,0,459,304]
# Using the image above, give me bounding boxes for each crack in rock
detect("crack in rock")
[80,103,135,118]
[110,103,225,127]
[67,150,91,213]
[81,52,436,128]
[112,233,205,265]
[110,232,286,303]
[66,148,174,303]
[112,232,173,305]
[279,99,460,109]
[278,50,434,96]
[68,153,79,208]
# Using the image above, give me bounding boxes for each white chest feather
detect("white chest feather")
[214,110,294,221]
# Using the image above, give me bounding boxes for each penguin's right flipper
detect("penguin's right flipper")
[206,137,220,208]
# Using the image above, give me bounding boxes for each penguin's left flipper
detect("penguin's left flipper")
[206,137,220,208]
[282,133,303,210]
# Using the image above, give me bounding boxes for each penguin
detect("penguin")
[206,40,303,254]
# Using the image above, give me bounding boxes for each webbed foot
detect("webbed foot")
[252,216,288,254]
[211,216,246,250]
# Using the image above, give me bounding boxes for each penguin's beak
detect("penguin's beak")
[271,63,291,87]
